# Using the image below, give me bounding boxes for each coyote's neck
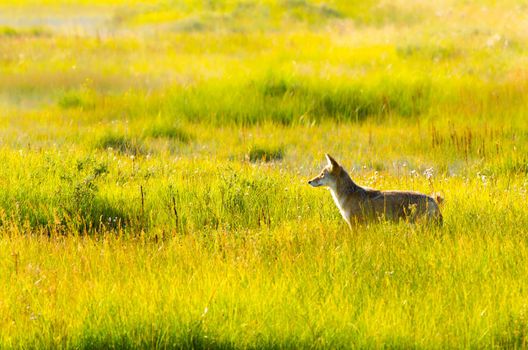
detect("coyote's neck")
[329,168,359,223]
[334,168,358,195]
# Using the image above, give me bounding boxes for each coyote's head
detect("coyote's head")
[308,154,341,188]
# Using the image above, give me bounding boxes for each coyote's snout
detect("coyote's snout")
[309,154,443,227]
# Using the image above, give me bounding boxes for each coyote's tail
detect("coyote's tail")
[432,192,444,205]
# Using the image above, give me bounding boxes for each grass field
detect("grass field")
[1,0,528,348]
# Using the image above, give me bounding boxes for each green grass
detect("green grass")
[248,144,284,162]
[1,0,528,348]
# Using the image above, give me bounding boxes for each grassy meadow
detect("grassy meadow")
[1,0,528,348]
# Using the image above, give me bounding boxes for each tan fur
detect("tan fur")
[308,154,443,227]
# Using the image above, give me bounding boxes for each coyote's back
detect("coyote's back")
[359,188,443,224]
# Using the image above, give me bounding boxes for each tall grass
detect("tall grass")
[1,0,528,348]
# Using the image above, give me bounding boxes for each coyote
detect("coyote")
[308,154,443,227]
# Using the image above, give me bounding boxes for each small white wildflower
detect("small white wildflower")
[423,167,434,180]
[486,34,502,48]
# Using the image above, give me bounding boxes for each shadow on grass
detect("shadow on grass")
[58,90,96,110]
[0,26,51,38]
[71,322,312,350]
[248,145,284,162]
[95,133,147,156]
[492,316,528,348]
[143,123,192,143]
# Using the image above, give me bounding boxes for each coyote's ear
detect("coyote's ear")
[325,154,339,170]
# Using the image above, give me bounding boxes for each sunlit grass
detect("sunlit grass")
[0,0,528,348]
